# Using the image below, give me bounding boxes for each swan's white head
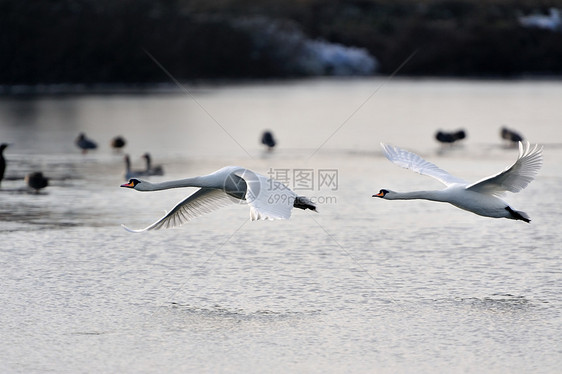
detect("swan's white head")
[373,189,392,199]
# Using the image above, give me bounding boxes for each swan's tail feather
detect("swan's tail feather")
[293,196,317,212]
[505,206,531,223]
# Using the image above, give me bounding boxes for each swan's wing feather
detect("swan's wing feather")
[381,143,466,186]
[234,169,297,220]
[122,188,234,232]
[466,142,543,196]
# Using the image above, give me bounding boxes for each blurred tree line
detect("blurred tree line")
[1,0,562,86]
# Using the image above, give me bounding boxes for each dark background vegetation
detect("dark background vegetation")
[2,0,562,85]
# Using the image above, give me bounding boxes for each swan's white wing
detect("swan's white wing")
[122,188,234,232]
[466,142,543,196]
[234,169,297,220]
[381,143,467,186]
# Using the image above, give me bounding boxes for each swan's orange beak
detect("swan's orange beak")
[121,181,135,188]
[373,191,384,197]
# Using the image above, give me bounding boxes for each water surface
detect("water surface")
[1,78,561,373]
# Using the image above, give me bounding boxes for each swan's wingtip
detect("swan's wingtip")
[380,142,396,160]
[518,140,543,158]
[121,224,145,233]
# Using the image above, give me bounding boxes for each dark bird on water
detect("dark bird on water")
[124,155,147,181]
[142,153,164,176]
[261,130,276,151]
[0,143,8,186]
[25,172,49,193]
[76,133,97,153]
[501,126,524,143]
[111,136,127,150]
[435,129,466,144]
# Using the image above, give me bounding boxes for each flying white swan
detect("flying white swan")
[120,166,317,232]
[373,142,543,222]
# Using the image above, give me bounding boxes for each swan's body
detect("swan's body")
[374,142,543,222]
[120,166,316,232]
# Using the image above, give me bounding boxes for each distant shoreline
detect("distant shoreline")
[3,74,562,96]
[4,1,562,87]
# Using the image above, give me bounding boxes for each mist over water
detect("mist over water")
[1,78,561,373]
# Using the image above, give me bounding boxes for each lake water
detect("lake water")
[1,78,561,373]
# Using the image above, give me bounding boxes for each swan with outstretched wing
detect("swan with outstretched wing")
[120,166,316,232]
[374,142,543,222]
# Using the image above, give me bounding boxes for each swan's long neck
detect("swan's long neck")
[139,177,209,191]
[387,190,447,202]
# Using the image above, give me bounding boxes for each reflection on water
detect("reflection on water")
[167,302,322,322]
[0,79,561,373]
[458,293,534,313]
